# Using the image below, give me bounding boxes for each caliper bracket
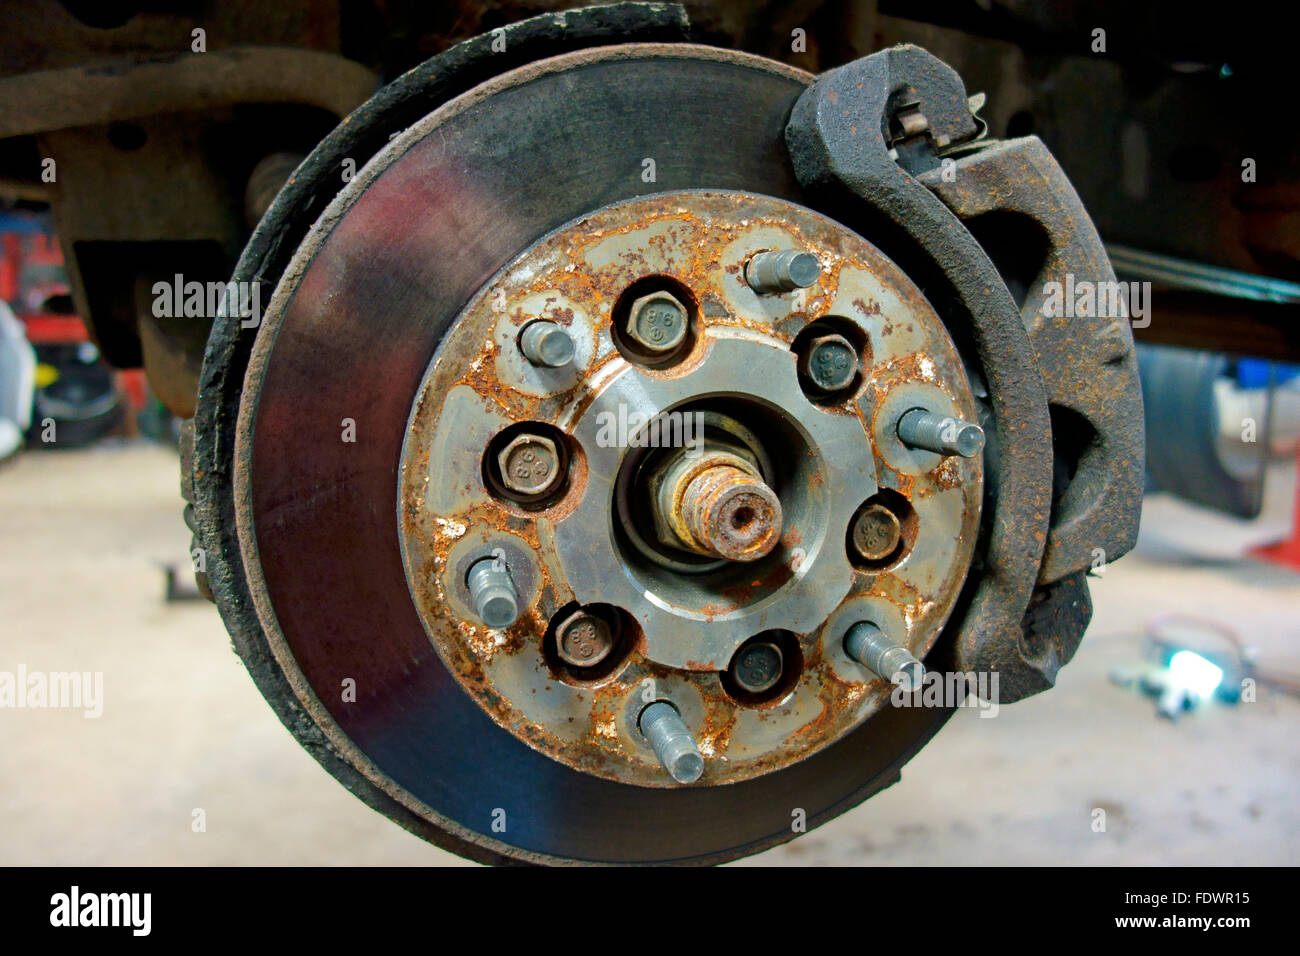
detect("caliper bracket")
[786,44,1143,701]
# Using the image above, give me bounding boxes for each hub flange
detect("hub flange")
[397,190,983,786]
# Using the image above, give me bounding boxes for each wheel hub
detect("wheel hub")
[397,190,982,786]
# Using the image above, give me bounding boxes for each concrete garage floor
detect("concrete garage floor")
[1,441,1297,866]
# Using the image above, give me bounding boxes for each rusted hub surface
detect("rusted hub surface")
[397,190,983,786]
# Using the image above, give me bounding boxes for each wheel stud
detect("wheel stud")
[844,621,924,690]
[519,320,575,368]
[466,556,520,629]
[896,407,984,458]
[639,700,704,784]
[745,249,821,294]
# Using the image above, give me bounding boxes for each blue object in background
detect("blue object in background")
[1235,358,1300,389]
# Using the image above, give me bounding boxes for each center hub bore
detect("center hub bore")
[397,189,983,787]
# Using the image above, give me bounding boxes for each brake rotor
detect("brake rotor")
[194,9,1142,865]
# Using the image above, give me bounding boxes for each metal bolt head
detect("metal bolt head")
[497,432,562,497]
[626,291,688,354]
[850,502,902,563]
[800,333,857,393]
[555,610,615,668]
[730,640,784,694]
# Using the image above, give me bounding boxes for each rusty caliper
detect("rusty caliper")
[192,4,1142,864]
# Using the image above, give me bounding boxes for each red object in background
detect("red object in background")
[0,233,20,302]
[1249,442,1300,571]
[22,313,86,344]
[5,225,148,419]
[118,369,148,410]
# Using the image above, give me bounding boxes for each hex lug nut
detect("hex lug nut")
[497,431,563,497]
[799,333,858,393]
[850,502,902,563]
[844,621,924,691]
[626,290,688,354]
[639,700,704,784]
[466,556,520,630]
[896,407,985,458]
[730,639,784,695]
[554,609,615,668]
[519,320,575,368]
[745,249,821,294]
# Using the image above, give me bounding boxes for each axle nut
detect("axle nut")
[497,432,562,497]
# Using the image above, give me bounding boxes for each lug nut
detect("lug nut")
[745,249,821,294]
[730,639,785,694]
[626,290,688,354]
[497,431,563,497]
[896,407,985,458]
[467,557,520,630]
[799,333,858,393]
[850,502,902,563]
[639,700,704,784]
[844,621,924,690]
[519,320,575,368]
[554,609,615,668]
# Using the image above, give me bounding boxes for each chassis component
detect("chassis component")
[191,4,1142,864]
